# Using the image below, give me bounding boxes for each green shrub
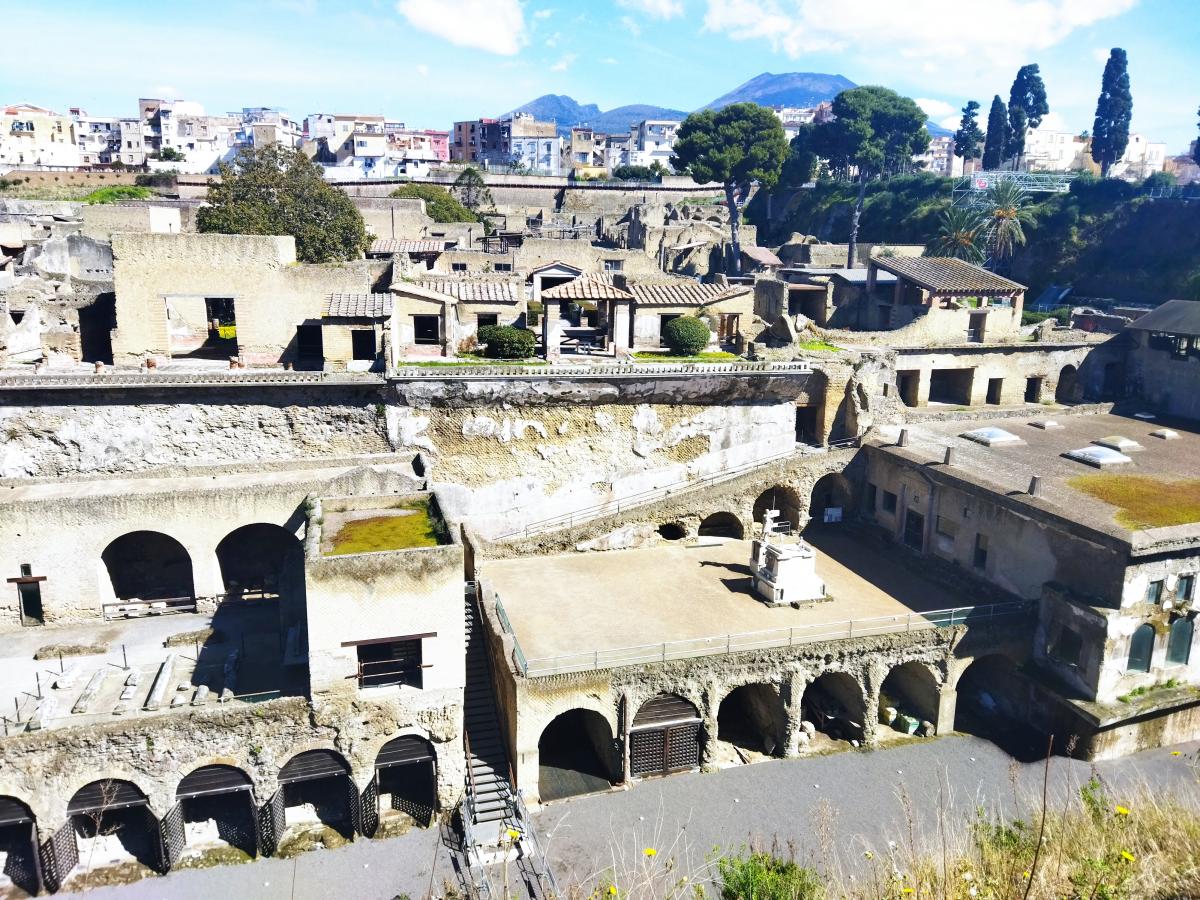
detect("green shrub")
[389,183,478,223]
[661,315,712,355]
[81,185,154,205]
[479,325,534,359]
[717,852,823,900]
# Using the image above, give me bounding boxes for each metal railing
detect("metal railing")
[493,597,529,678]
[519,600,1034,677]
[491,441,851,541]
[0,370,383,390]
[391,360,814,379]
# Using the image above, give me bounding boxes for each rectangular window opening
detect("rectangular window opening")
[351,329,376,361]
[357,638,422,689]
[973,533,989,570]
[882,491,898,514]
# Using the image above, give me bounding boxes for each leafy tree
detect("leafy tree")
[612,164,658,181]
[982,96,1008,170]
[1193,106,1200,166]
[389,183,477,223]
[1091,48,1133,177]
[197,144,368,263]
[780,122,819,186]
[1007,64,1049,166]
[671,102,788,274]
[928,206,985,263]
[661,316,712,355]
[809,86,929,268]
[154,146,186,162]
[953,101,985,173]
[984,179,1036,266]
[452,166,493,213]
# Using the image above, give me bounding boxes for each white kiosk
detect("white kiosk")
[750,509,825,606]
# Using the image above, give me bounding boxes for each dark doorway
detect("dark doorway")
[903,510,925,550]
[538,709,616,802]
[629,695,701,778]
[215,524,302,600]
[954,655,1047,760]
[967,312,986,342]
[295,324,323,367]
[753,486,803,531]
[278,750,356,839]
[896,370,920,407]
[1024,377,1043,403]
[809,474,852,528]
[185,297,238,359]
[413,315,441,345]
[717,684,785,756]
[176,765,258,857]
[658,314,681,348]
[986,378,1003,405]
[79,291,116,364]
[1055,365,1079,403]
[1102,362,1124,398]
[101,531,194,601]
[698,512,744,539]
[68,780,161,872]
[0,797,39,896]
[929,369,974,405]
[351,329,377,361]
[657,523,686,541]
[375,736,437,827]
[802,673,865,743]
[17,582,43,626]
[795,406,819,444]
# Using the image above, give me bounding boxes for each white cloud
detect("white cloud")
[545,32,562,47]
[916,97,956,119]
[616,0,685,17]
[533,7,556,18]
[396,0,526,55]
[415,63,430,78]
[1093,46,1114,63]
[550,53,577,72]
[151,84,180,98]
[703,0,1138,68]
[601,57,620,64]
[938,114,961,130]
[620,15,642,36]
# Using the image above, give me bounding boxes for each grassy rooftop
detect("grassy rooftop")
[1069,474,1200,530]
[324,498,443,555]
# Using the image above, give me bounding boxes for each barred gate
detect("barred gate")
[361,775,380,838]
[257,790,284,857]
[629,694,702,778]
[159,802,186,871]
[346,777,363,836]
[39,820,78,893]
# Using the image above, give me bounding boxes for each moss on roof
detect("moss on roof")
[1069,474,1200,530]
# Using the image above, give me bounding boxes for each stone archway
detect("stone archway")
[752,486,803,534]
[0,796,40,895]
[215,523,303,599]
[808,473,853,527]
[953,654,1047,760]
[101,531,194,601]
[374,735,437,828]
[698,512,744,539]
[175,764,258,858]
[717,683,787,759]
[538,709,618,802]
[629,694,702,778]
[1055,365,1080,403]
[802,672,866,745]
[879,661,941,737]
[68,779,162,873]
[277,749,357,841]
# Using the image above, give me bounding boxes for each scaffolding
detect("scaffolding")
[952,170,1075,209]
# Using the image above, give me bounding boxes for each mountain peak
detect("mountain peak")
[702,72,858,111]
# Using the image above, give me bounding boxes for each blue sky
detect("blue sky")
[2,0,1196,152]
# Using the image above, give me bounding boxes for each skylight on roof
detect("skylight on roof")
[1150,429,1180,440]
[1093,436,1144,452]
[960,427,1024,447]
[1065,446,1133,468]
[1030,420,1065,430]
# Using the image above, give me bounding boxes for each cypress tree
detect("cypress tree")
[1007,64,1049,165]
[1091,48,1133,177]
[953,101,985,173]
[982,95,1008,171]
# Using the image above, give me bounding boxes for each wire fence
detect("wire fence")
[518,600,1034,677]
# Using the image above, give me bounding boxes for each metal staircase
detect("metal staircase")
[446,585,558,899]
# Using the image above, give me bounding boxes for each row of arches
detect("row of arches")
[683,476,854,542]
[534,653,1020,803]
[3,737,438,893]
[99,523,303,603]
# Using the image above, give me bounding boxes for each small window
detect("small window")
[864,483,878,513]
[494,263,513,272]
[1147,580,1165,605]
[413,315,441,345]
[1128,623,1155,673]
[1177,574,1195,602]
[477,313,498,329]
[357,638,423,688]
[1051,627,1082,667]
[451,263,468,272]
[881,491,898,514]
[603,259,624,272]
[351,329,376,361]
[973,533,989,570]
[936,516,958,538]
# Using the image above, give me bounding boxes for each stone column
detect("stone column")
[610,301,632,354]
[190,545,226,599]
[541,300,563,360]
[936,682,958,735]
[916,368,932,407]
[781,671,808,757]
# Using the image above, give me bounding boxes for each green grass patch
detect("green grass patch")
[81,185,154,204]
[1069,474,1200,529]
[399,358,546,367]
[1118,678,1180,703]
[632,351,738,362]
[326,499,442,555]
[796,339,841,352]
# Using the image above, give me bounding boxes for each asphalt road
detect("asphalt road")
[65,735,1200,900]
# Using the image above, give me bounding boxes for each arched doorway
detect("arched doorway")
[698,512,744,540]
[374,736,437,829]
[538,709,618,802]
[175,765,257,858]
[752,486,803,534]
[808,473,852,527]
[657,522,687,541]
[629,694,701,778]
[802,672,866,744]
[102,531,194,601]
[277,749,357,840]
[215,523,303,599]
[955,654,1046,760]
[1055,365,1079,403]
[879,662,940,737]
[717,684,786,758]
[67,779,162,873]
[0,797,40,895]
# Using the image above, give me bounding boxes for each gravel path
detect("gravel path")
[64,735,1200,900]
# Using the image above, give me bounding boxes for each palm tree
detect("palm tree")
[984,179,1036,266]
[928,207,986,263]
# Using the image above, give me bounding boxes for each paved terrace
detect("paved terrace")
[484,529,997,676]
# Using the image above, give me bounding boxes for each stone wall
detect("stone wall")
[893,343,1096,408]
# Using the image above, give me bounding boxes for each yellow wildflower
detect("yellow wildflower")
[1114,805,1130,816]
[644,847,657,858]
[507,829,521,840]
[1172,751,1182,756]
[1121,850,1135,862]
[608,886,619,896]
[902,888,915,895]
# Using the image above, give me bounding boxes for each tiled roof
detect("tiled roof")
[323,293,393,318]
[871,256,1025,294]
[540,274,633,301]
[741,245,783,267]
[628,281,752,306]
[1125,299,1200,336]
[369,238,452,254]
[416,279,521,304]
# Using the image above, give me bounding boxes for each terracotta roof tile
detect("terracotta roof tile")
[540,274,633,301]
[323,293,393,318]
[416,279,521,303]
[872,256,1025,294]
[369,238,452,254]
